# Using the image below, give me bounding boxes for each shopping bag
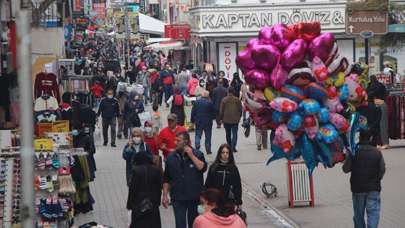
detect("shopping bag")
[94,122,102,145]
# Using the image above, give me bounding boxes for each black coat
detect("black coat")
[127,164,162,228]
[212,85,228,112]
[205,162,242,205]
[343,143,385,193]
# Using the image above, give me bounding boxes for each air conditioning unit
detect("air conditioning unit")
[260,0,266,3]
[231,0,237,3]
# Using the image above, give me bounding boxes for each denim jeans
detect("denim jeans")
[143,86,150,104]
[195,124,212,153]
[163,84,173,103]
[172,200,199,228]
[224,123,239,150]
[352,191,381,228]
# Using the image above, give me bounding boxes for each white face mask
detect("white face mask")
[197,205,205,215]
[133,137,142,145]
[107,95,113,99]
[145,127,153,133]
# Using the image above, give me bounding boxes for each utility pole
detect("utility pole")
[16,9,35,228]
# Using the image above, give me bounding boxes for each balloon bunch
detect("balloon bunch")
[236,22,369,174]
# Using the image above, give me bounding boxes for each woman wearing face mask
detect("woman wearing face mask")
[122,128,153,187]
[205,144,242,206]
[195,79,208,98]
[193,188,246,228]
[143,121,163,174]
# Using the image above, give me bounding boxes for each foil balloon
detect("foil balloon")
[339,84,350,101]
[258,26,273,45]
[244,91,264,112]
[349,112,362,155]
[308,32,335,63]
[311,56,328,82]
[274,124,295,153]
[280,84,306,103]
[300,134,317,174]
[266,143,300,165]
[269,24,295,50]
[317,124,339,144]
[345,77,366,103]
[264,87,278,102]
[315,139,333,168]
[272,110,287,125]
[295,22,321,42]
[329,113,350,133]
[235,49,255,73]
[270,97,298,113]
[328,137,346,166]
[304,82,328,103]
[251,44,280,70]
[287,112,303,131]
[247,38,260,49]
[280,39,307,71]
[299,99,321,115]
[303,115,319,139]
[287,67,315,86]
[318,108,330,124]
[245,69,271,89]
[270,63,288,89]
[325,86,343,113]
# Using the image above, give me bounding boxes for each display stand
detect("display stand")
[287,160,314,208]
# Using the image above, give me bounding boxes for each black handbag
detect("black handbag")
[242,117,251,138]
[133,166,154,219]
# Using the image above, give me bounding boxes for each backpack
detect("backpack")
[174,94,184,106]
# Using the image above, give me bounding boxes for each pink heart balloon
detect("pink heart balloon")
[270,63,288,90]
[258,27,273,45]
[247,38,260,49]
[236,49,255,73]
[280,39,307,71]
[251,44,280,71]
[308,32,335,63]
[246,69,271,90]
[269,24,295,51]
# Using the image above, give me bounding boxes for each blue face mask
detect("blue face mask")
[197,205,205,215]
[72,129,79,136]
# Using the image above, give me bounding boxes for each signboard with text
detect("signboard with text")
[190,3,346,36]
[346,11,388,35]
[217,43,238,80]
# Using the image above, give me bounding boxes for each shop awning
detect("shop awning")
[145,41,184,50]
[139,14,165,35]
[146,38,172,44]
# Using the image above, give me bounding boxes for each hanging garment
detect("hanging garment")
[34,95,59,112]
[34,73,60,103]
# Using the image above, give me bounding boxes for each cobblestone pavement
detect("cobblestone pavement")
[75,105,405,227]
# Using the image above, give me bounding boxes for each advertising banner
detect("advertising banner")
[217,42,238,80]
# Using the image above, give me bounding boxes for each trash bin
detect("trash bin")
[287,159,314,208]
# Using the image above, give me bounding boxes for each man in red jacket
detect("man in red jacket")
[158,113,187,158]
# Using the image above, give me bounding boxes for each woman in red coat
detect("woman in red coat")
[143,121,159,155]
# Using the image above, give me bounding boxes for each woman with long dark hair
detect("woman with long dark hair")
[205,144,242,206]
[230,73,243,98]
[367,75,389,149]
[193,188,246,228]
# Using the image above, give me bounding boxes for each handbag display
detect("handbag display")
[133,166,153,219]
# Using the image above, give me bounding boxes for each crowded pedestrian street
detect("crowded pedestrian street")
[2,0,405,228]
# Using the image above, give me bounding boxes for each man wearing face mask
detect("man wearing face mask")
[162,131,207,228]
[97,89,120,147]
[122,128,152,187]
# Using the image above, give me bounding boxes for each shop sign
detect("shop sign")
[346,11,388,35]
[192,4,346,35]
[165,24,191,40]
[218,43,237,80]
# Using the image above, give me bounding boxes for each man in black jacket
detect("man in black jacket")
[212,79,228,128]
[343,129,385,228]
[97,89,120,147]
[162,131,207,228]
